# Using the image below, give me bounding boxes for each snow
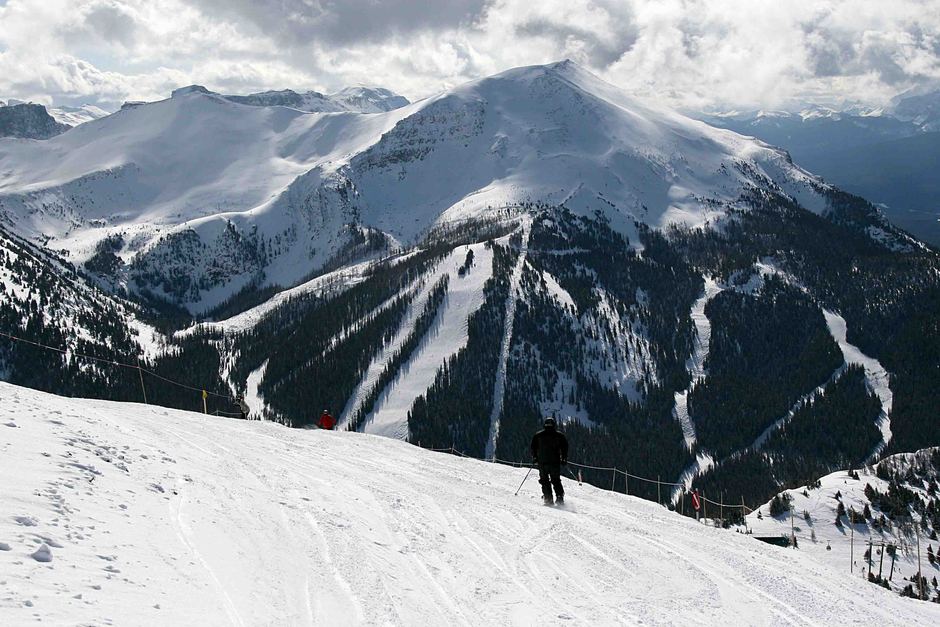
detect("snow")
[749,454,940,599]
[540,268,576,313]
[748,369,845,454]
[0,61,833,311]
[338,250,455,431]
[2,382,937,625]
[823,310,894,460]
[672,452,716,504]
[243,360,268,421]
[672,276,723,450]
[46,105,109,127]
[361,243,495,438]
[486,219,531,458]
[125,314,169,362]
[177,257,380,337]
[747,261,893,461]
[579,285,656,401]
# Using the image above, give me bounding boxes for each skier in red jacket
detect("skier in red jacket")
[318,409,336,430]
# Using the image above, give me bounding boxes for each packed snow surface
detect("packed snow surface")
[2,383,937,625]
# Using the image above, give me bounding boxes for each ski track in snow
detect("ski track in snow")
[672,452,715,504]
[338,248,459,432]
[485,218,531,459]
[823,310,894,461]
[176,254,401,338]
[361,243,496,439]
[244,360,268,421]
[670,262,895,495]
[746,367,846,456]
[2,383,937,625]
[672,276,723,451]
[754,260,893,461]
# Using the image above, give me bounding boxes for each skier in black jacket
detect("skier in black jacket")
[531,417,568,504]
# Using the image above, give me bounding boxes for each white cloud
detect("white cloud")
[1,0,938,111]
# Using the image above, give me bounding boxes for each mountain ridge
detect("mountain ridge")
[0,60,860,313]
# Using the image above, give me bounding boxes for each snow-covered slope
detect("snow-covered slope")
[1,382,937,625]
[219,85,409,113]
[47,105,110,127]
[0,60,830,312]
[749,449,940,600]
[329,86,410,113]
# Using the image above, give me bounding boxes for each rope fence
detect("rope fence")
[419,444,753,519]
[0,329,237,406]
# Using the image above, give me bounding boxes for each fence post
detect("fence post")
[850,520,854,572]
[657,476,661,506]
[202,389,208,414]
[916,520,924,600]
[611,468,616,492]
[137,362,148,404]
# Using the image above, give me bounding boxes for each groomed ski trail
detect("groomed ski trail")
[485,217,531,459]
[672,276,722,450]
[823,310,894,461]
[362,243,496,438]
[244,360,268,420]
[753,260,894,461]
[2,382,936,625]
[673,359,845,503]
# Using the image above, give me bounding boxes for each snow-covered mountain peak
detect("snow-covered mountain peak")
[170,84,214,98]
[0,61,831,311]
[47,104,109,127]
[330,86,410,113]
[162,83,410,114]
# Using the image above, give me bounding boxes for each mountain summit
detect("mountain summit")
[1,61,830,311]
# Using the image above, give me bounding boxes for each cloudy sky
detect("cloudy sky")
[1,0,939,112]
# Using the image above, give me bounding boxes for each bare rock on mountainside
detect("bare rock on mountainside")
[0,103,70,139]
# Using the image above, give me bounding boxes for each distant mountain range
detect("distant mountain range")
[699,89,940,246]
[1,84,410,140]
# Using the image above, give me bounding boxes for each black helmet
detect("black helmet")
[543,417,556,429]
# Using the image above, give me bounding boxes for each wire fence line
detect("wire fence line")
[0,329,235,401]
[417,444,752,515]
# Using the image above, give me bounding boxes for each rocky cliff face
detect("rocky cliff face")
[0,103,70,139]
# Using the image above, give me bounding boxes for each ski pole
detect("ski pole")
[515,467,534,496]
